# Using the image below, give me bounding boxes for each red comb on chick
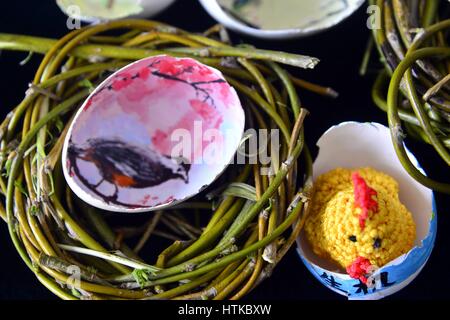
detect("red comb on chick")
[352,172,378,230]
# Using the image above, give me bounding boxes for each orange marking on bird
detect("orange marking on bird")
[113,173,136,187]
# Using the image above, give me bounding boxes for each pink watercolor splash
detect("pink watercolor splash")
[89,56,230,161]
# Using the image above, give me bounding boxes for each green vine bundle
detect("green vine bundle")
[0,20,334,300]
[369,0,450,194]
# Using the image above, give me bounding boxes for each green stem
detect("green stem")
[142,189,306,286]
[58,244,160,272]
[387,47,450,193]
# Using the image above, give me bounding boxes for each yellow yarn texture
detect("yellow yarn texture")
[304,167,416,270]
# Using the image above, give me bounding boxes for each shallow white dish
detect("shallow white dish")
[198,0,365,40]
[57,0,176,22]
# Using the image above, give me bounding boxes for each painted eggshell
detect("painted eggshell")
[296,122,436,300]
[62,55,245,212]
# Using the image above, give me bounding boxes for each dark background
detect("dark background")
[0,0,449,300]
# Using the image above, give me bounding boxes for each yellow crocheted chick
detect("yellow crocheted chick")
[305,168,416,283]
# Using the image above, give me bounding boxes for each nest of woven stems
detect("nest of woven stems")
[0,20,337,300]
[367,0,450,194]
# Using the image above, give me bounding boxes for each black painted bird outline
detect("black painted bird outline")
[67,138,191,207]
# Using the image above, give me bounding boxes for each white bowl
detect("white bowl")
[198,0,365,40]
[57,0,176,22]
[296,122,437,300]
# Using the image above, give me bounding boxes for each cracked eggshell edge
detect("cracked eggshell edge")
[296,122,437,300]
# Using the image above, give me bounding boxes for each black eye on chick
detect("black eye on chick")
[373,237,382,249]
[349,235,357,242]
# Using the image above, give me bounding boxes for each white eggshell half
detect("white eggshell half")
[296,122,437,300]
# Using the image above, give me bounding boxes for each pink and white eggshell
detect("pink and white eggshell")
[62,55,245,212]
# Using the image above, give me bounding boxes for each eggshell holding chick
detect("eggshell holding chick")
[296,122,437,300]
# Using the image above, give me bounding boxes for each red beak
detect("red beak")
[346,256,373,284]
